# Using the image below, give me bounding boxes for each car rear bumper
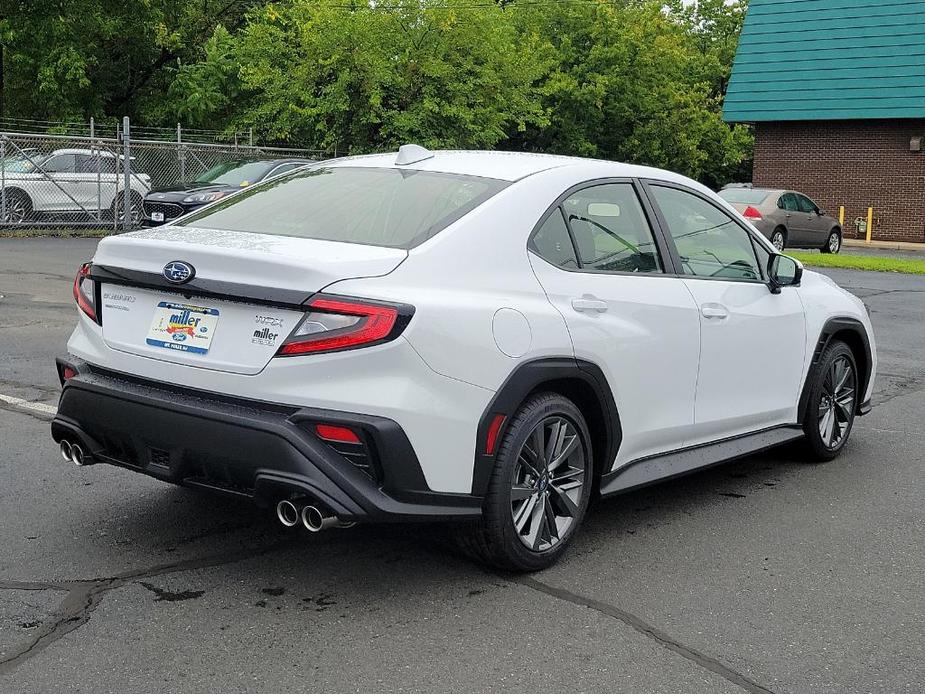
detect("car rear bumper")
[50,358,482,522]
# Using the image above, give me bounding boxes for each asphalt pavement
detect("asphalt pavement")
[1,237,924,693]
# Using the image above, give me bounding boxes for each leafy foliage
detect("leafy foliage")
[1,0,752,185]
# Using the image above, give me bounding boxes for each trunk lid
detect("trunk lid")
[93,226,407,375]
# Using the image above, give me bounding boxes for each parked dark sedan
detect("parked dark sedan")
[142,158,313,226]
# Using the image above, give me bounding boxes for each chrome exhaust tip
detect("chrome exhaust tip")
[301,505,327,532]
[276,500,300,528]
[70,443,86,466]
[60,440,73,462]
[301,505,354,532]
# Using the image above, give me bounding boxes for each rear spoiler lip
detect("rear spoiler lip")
[90,264,312,311]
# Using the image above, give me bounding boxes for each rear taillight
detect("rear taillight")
[277,294,413,357]
[73,263,98,323]
[743,205,763,220]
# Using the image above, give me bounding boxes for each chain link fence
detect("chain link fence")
[0,118,325,233]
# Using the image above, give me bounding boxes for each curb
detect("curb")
[843,238,925,252]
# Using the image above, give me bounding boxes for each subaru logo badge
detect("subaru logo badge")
[163,261,194,284]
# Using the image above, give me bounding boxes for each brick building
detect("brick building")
[724,0,925,243]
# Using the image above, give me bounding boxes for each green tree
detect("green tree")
[507,0,751,186]
[0,0,261,123]
[173,0,550,152]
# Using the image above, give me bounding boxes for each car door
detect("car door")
[777,192,805,245]
[644,182,806,443]
[35,153,79,212]
[796,194,827,247]
[527,180,701,470]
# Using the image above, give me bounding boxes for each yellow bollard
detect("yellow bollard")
[866,207,873,243]
[839,206,844,226]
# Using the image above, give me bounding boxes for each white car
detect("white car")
[1,148,150,224]
[52,146,876,571]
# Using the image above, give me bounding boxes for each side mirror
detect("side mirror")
[817,209,825,216]
[768,254,803,294]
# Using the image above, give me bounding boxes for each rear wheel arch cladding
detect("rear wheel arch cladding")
[470,358,621,497]
[492,308,532,358]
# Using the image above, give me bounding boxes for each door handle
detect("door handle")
[571,297,608,313]
[700,304,729,320]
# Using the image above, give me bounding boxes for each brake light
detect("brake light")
[315,424,361,444]
[73,263,98,322]
[743,205,763,220]
[277,295,413,356]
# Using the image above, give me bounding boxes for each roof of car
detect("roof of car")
[327,149,695,184]
[51,148,117,158]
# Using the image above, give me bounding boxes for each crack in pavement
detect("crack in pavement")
[510,575,776,694]
[0,539,296,675]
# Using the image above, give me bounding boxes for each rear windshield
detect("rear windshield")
[718,188,771,205]
[179,166,509,249]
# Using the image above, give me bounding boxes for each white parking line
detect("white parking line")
[0,393,57,415]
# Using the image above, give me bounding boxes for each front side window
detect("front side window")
[42,154,76,174]
[649,185,762,281]
[181,166,509,249]
[559,183,662,273]
[797,195,817,213]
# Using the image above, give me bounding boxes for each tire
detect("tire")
[454,392,593,572]
[110,191,144,228]
[1,190,33,224]
[770,228,787,251]
[801,340,858,461]
[821,229,841,254]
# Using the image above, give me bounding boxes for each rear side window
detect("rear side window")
[531,209,578,269]
[559,183,663,273]
[180,166,509,249]
[779,193,799,212]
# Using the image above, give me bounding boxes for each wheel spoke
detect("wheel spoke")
[833,359,850,392]
[548,434,578,473]
[531,425,547,469]
[543,495,559,541]
[514,494,538,533]
[549,483,579,517]
[511,484,534,502]
[546,420,566,468]
[819,407,834,442]
[527,497,547,550]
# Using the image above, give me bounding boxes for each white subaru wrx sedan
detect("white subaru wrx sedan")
[53,146,876,571]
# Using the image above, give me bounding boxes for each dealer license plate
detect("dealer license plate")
[145,301,220,355]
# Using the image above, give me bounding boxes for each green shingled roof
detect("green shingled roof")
[723,0,925,122]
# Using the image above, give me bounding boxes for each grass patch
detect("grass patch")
[789,251,925,275]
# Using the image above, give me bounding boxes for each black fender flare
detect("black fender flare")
[797,317,873,421]
[470,357,621,496]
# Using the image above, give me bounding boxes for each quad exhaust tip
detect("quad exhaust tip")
[60,440,72,462]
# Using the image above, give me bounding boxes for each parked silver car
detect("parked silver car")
[719,186,842,253]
